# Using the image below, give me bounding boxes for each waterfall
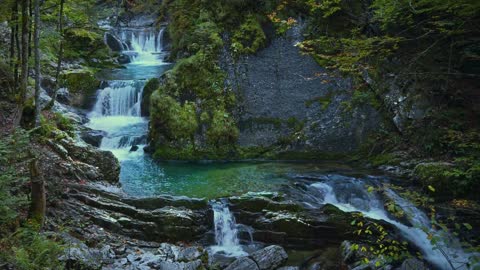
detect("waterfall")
[116,28,166,65]
[87,27,166,161]
[310,179,474,270]
[210,200,247,257]
[90,80,144,117]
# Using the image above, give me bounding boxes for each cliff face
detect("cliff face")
[221,26,383,155]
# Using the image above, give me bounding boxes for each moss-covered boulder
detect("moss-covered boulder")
[413,162,457,198]
[62,72,101,109]
[141,78,159,116]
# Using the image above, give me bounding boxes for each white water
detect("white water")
[209,200,247,257]
[310,180,472,270]
[119,28,166,66]
[87,28,166,161]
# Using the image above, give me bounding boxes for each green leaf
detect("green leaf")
[428,185,436,192]
[463,223,473,230]
[367,186,374,193]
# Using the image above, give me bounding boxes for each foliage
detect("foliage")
[0,130,30,234]
[150,91,198,142]
[37,112,75,140]
[231,15,266,56]
[0,225,64,270]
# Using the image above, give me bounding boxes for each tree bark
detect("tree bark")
[33,0,41,127]
[29,158,46,228]
[46,0,65,110]
[20,0,30,104]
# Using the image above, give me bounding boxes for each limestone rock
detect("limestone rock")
[225,257,259,270]
[251,245,288,270]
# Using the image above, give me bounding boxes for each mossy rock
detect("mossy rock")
[62,72,100,109]
[141,78,160,116]
[413,162,458,199]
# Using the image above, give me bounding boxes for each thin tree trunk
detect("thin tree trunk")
[29,158,46,228]
[9,3,17,69]
[20,0,30,104]
[46,0,65,110]
[33,0,41,127]
[15,10,21,90]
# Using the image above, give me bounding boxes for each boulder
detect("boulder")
[105,33,124,52]
[56,88,71,105]
[225,257,259,270]
[118,54,131,64]
[59,138,120,183]
[130,145,139,152]
[250,245,288,270]
[80,129,106,147]
[397,258,429,270]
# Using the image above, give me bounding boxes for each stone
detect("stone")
[130,145,139,152]
[59,138,120,183]
[81,129,107,147]
[56,88,71,105]
[250,245,288,270]
[118,54,131,64]
[176,246,203,262]
[156,259,203,270]
[105,32,124,52]
[397,258,429,270]
[225,257,259,270]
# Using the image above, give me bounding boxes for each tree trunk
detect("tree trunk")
[33,0,41,127]
[46,0,65,110]
[20,0,30,104]
[9,3,17,69]
[29,158,46,228]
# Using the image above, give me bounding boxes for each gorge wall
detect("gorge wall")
[222,26,383,155]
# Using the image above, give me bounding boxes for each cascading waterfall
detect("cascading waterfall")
[210,200,247,257]
[117,28,165,65]
[87,27,166,160]
[309,178,474,270]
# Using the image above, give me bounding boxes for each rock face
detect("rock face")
[221,25,383,154]
[66,184,211,242]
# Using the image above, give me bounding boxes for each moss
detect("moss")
[150,92,198,142]
[231,15,266,56]
[413,162,467,199]
[62,72,100,95]
[369,153,401,167]
[305,93,333,110]
[206,109,239,147]
[141,78,160,116]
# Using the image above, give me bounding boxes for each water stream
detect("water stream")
[308,177,472,270]
[210,200,248,257]
[83,26,476,270]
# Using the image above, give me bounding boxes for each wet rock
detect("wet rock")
[225,257,259,270]
[396,258,429,270]
[60,243,115,270]
[60,138,120,183]
[105,33,124,52]
[251,245,288,270]
[118,54,131,64]
[130,145,139,152]
[176,246,203,262]
[80,129,106,147]
[56,88,71,105]
[156,259,203,270]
